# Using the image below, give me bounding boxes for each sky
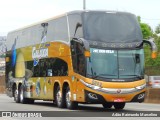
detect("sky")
[0,0,160,36]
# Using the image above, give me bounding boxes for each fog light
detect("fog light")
[138,93,145,99]
[88,93,98,100]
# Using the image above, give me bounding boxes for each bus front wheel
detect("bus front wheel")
[14,86,20,103]
[113,102,125,110]
[102,102,113,109]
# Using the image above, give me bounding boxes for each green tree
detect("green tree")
[137,16,141,23]
[137,16,153,39]
[140,23,152,39]
[155,24,160,34]
[137,17,160,75]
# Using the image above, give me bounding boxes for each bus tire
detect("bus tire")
[102,102,113,109]
[19,85,34,104]
[14,86,20,103]
[55,86,65,108]
[65,86,78,109]
[113,102,125,110]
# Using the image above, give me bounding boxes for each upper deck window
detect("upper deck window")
[82,12,143,43]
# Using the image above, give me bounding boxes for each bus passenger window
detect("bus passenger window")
[39,59,47,77]
[51,58,68,76]
[77,54,85,76]
[76,43,83,54]
[34,64,40,77]
[47,69,52,76]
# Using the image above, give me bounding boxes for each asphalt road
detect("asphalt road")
[0,94,160,120]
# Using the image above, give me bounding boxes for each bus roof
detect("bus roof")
[8,10,134,34]
[6,10,138,51]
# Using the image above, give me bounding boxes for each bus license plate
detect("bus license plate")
[114,98,125,102]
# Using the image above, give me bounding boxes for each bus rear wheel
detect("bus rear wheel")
[113,102,125,110]
[19,85,34,104]
[65,86,78,109]
[14,86,20,103]
[102,102,113,109]
[55,86,65,108]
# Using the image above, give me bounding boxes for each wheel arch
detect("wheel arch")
[62,82,70,94]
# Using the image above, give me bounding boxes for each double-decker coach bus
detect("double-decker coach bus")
[5,10,157,110]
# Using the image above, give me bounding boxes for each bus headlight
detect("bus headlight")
[136,83,146,90]
[80,79,146,94]
[80,79,100,90]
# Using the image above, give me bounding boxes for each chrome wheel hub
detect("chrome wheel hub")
[20,88,23,103]
[66,90,71,106]
[14,89,18,101]
[56,90,62,105]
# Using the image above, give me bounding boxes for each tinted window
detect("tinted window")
[26,58,68,77]
[71,41,86,76]
[83,12,142,43]
[51,58,68,76]
[47,17,69,42]
[68,14,83,39]
[6,24,43,51]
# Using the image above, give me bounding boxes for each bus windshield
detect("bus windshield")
[86,48,144,82]
[83,12,142,43]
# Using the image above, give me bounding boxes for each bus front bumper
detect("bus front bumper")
[84,90,145,103]
[80,79,146,103]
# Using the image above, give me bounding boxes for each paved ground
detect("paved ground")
[0,94,160,120]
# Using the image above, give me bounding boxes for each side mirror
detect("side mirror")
[143,38,157,59]
[74,23,82,37]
